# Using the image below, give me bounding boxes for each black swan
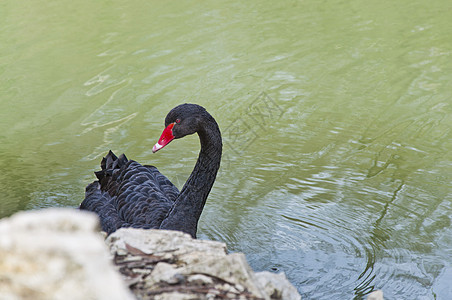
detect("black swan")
[80,103,222,238]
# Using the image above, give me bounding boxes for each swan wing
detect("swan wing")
[80,151,179,234]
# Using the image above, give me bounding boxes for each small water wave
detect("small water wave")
[2,1,452,299]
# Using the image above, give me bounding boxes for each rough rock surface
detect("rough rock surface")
[107,228,301,299]
[0,209,301,300]
[0,208,134,300]
[255,272,301,300]
[367,290,384,300]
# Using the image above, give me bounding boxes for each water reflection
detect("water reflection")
[1,0,452,299]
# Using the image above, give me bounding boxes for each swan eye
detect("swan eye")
[175,119,181,124]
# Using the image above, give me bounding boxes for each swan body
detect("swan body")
[80,104,222,238]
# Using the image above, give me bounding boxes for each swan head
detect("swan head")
[152,103,208,153]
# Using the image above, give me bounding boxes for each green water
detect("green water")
[1,0,451,298]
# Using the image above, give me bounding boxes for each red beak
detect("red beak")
[152,123,175,153]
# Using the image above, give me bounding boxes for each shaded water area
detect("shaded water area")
[1,1,452,298]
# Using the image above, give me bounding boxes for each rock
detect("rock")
[149,262,184,285]
[107,227,228,261]
[187,274,213,286]
[255,271,301,300]
[0,209,301,300]
[107,227,302,300]
[184,252,264,297]
[367,290,384,300]
[0,208,134,300]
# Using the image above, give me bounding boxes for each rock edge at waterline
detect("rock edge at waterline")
[0,208,301,300]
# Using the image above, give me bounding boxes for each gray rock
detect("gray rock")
[149,262,183,284]
[183,252,265,297]
[0,209,134,300]
[367,290,384,300]
[107,227,302,300]
[255,271,302,300]
[107,227,228,260]
[0,209,301,300]
[187,274,214,286]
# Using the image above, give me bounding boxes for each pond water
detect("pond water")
[1,1,451,299]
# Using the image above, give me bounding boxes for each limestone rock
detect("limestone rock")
[367,290,384,300]
[0,209,301,300]
[107,227,228,261]
[107,227,302,300]
[0,209,134,300]
[255,271,301,300]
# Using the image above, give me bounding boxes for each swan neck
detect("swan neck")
[160,116,222,238]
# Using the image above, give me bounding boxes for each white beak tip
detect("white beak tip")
[152,142,163,153]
